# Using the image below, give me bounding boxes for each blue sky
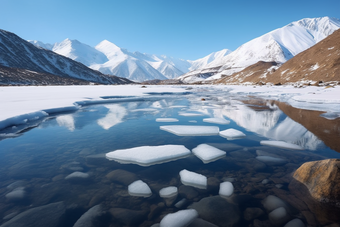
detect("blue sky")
[1,0,339,60]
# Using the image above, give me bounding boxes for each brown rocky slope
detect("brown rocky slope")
[215,29,340,85]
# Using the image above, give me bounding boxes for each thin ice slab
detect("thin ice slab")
[160,125,219,136]
[160,209,198,227]
[156,118,179,122]
[179,113,205,117]
[203,118,230,125]
[128,180,152,197]
[179,169,207,189]
[105,145,191,166]
[159,186,178,198]
[192,144,226,163]
[260,140,303,150]
[219,128,246,140]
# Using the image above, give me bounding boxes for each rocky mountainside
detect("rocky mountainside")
[179,17,340,83]
[0,29,132,85]
[215,28,340,85]
[0,65,92,85]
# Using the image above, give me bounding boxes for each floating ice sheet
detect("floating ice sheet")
[159,186,178,198]
[192,144,226,163]
[156,118,179,122]
[179,169,207,189]
[160,125,219,136]
[219,128,246,140]
[131,108,159,112]
[203,118,230,125]
[105,145,191,166]
[260,140,303,150]
[219,182,234,197]
[128,180,152,197]
[179,113,205,117]
[160,209,198,227]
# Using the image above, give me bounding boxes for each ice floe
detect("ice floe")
[105,145,191,166]
[160,125,219,136]
[219,182,234,197]
[128,180,152,197]
[219,128,246,140]
[203,118,230,125]
[179,169,207,189]
[159,186,178,198]
[131,108,159,112]
[260,140,303,150]
[179,113,205,117]
[156,118,179,122]
[192,144,226,163]
[159,209,198,227]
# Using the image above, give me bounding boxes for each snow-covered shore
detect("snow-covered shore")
[1,84,340,131]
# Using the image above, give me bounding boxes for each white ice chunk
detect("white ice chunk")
[256,156,287,165]
[131,108,159,112]
[160,125,219,136]
[192,144,226,163]
[260,140,303,150]
[156,118,179,122]
[219,182,234,197]
[179,169,207,189]
[284,219,305,227]
[65,172,89,180]
[179,113,205,117]
[159,186,178,198]
[169,105,187,108]
[203,118,230,125]
[128,180,152,197]
[219,128,246,140]
[105,145,191,166]
[160,209,198,227]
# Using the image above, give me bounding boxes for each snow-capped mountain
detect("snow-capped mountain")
[179,16,340,83]
[30,39,193,82]
[189,49,232,70]
[0,29,131,85]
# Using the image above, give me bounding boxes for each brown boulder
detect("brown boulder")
[293,159,340,204]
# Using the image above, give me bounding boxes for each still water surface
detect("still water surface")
[0,91,340,226]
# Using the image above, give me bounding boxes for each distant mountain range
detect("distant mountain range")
[1,16,339,85]
[0,30,132,85]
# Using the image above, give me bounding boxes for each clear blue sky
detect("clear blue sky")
[1,0,339,60]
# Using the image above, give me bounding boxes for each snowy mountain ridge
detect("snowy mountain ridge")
[29,39,195,82]
[178,16,340,83]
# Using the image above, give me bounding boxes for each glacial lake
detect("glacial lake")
[0,90,340,227]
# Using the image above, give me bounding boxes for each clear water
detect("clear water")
[1,91,340,227]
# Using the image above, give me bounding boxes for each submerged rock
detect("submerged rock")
[73,204,109,227]
[189,196,240,227]
[110,208,148,226]
[106,169,138,186]
[293,159,340,204]
[0,202,65,227]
